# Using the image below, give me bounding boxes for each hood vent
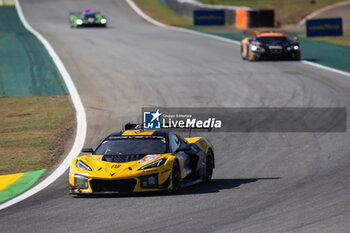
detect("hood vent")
[102,154,145,163]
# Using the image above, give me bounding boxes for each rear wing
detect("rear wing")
[70,11,101,15]
[123,122,211,137]
[243,30,259,35]
[259,30,289,35]
[243,30,289,35]
[124,123,142,130]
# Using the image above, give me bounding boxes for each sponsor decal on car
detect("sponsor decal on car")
[138,155,160,165]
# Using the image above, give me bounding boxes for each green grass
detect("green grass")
[0,0,14,6]
[198,0,345,24]
[299,29,350,47]
[0,96,75,175]
[134,0,192,27]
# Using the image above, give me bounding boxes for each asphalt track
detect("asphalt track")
[1,0,350,232]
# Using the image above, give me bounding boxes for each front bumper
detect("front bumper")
[69,171,172,194]
[76,23,106,27]
[250,50,300,60]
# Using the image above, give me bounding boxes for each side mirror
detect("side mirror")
[175,144,191,153]
[81,148,94,153]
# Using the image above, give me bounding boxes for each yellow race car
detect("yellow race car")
[69,125,214,194]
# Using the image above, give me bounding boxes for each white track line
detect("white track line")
[301,60,350,77]
[126,0,350,77]
[0,1,87,210]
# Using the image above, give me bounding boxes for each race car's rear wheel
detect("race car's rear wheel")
[205,150,214,183]
[171,161,180,192]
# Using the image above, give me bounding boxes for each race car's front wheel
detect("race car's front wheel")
[241,46,247,60]
[290,52,301,61]
[171,161,180,192]
[205,150,214,183]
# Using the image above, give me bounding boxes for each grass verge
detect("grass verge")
[134,0,192,27]
[0,0,14,6]
[0,96,75,175]
[197,0,345,24]
[135,0,350,48]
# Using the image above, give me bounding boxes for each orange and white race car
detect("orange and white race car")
[241,31,301,61]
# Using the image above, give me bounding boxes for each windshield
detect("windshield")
[257,36,290,45]
[94,138,167,155]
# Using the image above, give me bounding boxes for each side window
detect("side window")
[177,134,187,144]
[169,133,181,153]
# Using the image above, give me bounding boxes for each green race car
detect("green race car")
[69,10,107,28]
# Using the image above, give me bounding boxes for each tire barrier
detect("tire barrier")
[163,0,274,28]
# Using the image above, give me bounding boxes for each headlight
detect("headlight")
[76,160,92,171]
[74,174,89,189]
[76,19,83,25]
[250,45,258,51]
[138,159,167,170]
[100,18,107,24]
[293,45,299,50]
[250,45,265,52]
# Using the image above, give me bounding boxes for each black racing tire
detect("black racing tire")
[248,54,257,61]
[245,44,256,61]
[171,160,180,192]
[292,53,301,61]
[241,46,247,60]
[247,50,258,61]
[204,150,214,183]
